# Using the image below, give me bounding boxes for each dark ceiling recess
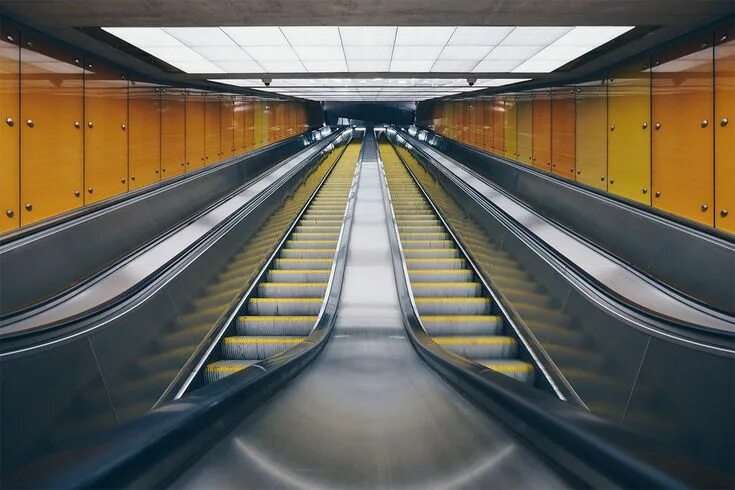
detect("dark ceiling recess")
[324,102,416,126]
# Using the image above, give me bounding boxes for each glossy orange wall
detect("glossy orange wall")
[423,20,734,235]
[493,98,504,154]
[532,92,552,172]
[0,18,316,235]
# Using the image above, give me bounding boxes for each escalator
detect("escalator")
[380,141,535,383]
[15,131,728,490]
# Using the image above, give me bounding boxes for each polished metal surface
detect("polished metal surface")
[1,140,332,337]
[172,134,567,489]
[408,135,735,334]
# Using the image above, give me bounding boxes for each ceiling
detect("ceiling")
[1,1,732,102]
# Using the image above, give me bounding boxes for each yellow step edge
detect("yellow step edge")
[206,364,250,373]
[421,315,498,322]
[238,315,318,321]
[409,269,472,273]
[434,336,514,345]
[260,282,328,287]
[411,282,480,287]
[270,270,330,274]
[482,362,534,373]
[250,298,324,303]
[415,298,489,303]
[223,337,305,344]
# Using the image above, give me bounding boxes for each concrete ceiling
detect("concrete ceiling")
[1,0,733,27]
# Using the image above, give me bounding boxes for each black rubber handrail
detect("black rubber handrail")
[376,131,731,489]
[8,133,365,490]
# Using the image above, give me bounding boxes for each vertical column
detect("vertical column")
[221,95,234,159]
[532,91,551,171]
[493,97,505,156]
[204,93,221,164]
[185,90,205,170]
[516,94,533,165]
[233,96,246,155]
[503,96,517,160]
[244,100,255,150]
[483,98,494,152]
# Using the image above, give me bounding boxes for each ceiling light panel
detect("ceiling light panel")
[439,45,492,61]
[339,26,396,46]
[389,60,435,72]
[163,27,235,47]
[302,60,348,72]
[344,45,393,61]
[221,27,288,46]
[395,27,455,46]
[281,26,341,46]
[191,46,253,61]
[448,27,514,46]
[391,45,444,60]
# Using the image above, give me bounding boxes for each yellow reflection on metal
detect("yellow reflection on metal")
[161,88,186,177]
[221,96,234,159]
[482,99,493,151]
[608,57,651,204]
[575,84,607,191]
[652,34,714,225]
[186,91,205,170]
[20,37,83,225]
[244,100,255,150]
[205,94,220,165]
[0,22,19,232]
[129,83,160,190]
[551,88,576,180]
[715,21,734,233]
[253,100,263,148]
[517,96,533,165]
[532,92,552,171]
[84,62,128,204]
[503,97,517,160]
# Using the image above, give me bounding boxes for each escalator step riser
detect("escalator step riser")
[279,249,335,259]
[415,299,490,315]
[236,316,316,336]
[411,283,481,297]
[248,299,323,315]
[405,258,466,269]
[204,360,255,384]
[274,258,332,269]
[403,249,460,258]
[267,270,330,282]
[295,226,342,232]
[478,360,535,383]
[435,338,517,359]
[284,240,337,249]
[422,316,502,335]
[258,283,327,298]
[400,233,449,240]
[290,232,340,240]
[402,240,454,249]
[222,336,305,359]
[408,270,473,281]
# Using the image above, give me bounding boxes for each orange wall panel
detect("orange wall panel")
[161,89,186,177]
[551,88,576,179]
[244,100,255,151]
[185,92,205,170]
[652,34,714,225]
[608,58,652,204]
[233,97,246,154]
[493,97,504,155]
[205,95,221,164]
[128,83,160,190]
[221,97,234,158]
[715,21,734,233]
[482,99,493,151]
[20,37,84,225]
[84,62,128,204]
[0,22,19,232]
[503,97,517,160]
[517,96,533,165]
[532,92,552,171]
[575,84,608,191]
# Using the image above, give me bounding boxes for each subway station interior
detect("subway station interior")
[0,1,734,488]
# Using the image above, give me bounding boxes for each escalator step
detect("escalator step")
[237,315,317,335]
[267,269,330,282]
[284,239,337,249]
[421,315,502,335]
[403,248,461,258]
[411,282,481,297]
[222,336,305,359]
[204,360,257,383]
[280,248,335,259]
[258,282,327,298]
[433,336,518,358]
[405,258,466,269]
[274,258,333,269]
[408,269,473,281]
[248,298,323,315]
[415,297,490,315]
[478,360,534,382]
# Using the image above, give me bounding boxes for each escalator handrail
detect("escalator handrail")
[393,129,735,353]
[0,129,349,354]
[13,133,365,490]
[377,133,728,490]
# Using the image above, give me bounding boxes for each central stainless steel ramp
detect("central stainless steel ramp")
[171,132,567,489]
